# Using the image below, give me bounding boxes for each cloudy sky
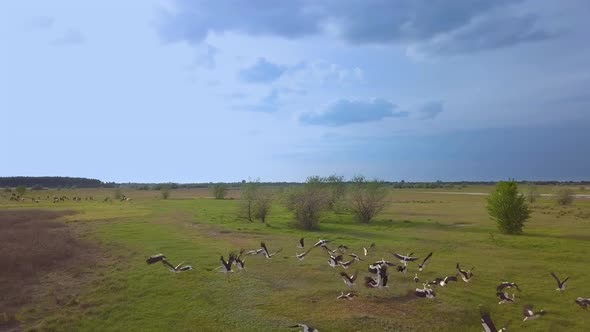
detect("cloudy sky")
[1,1,589,182]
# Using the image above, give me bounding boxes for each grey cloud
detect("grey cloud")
[418,101,444,120]
[300,98,408,126]
[239,58,287,83]
[158,0,551,53]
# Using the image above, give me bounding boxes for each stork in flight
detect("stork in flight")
[550,272,569,291]
[260,242,282,259]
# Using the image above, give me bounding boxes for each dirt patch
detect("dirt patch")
[0,209,103,330]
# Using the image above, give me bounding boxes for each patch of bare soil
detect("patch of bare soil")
[0,210,103,331]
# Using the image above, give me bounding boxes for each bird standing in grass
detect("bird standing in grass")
[289,323,319,332]
[550,272,569,291]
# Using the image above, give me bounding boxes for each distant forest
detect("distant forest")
[0,176,588,190]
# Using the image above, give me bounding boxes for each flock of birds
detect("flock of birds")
[146,238,589,331]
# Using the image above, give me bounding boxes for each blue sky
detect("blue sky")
[1,0,589,182]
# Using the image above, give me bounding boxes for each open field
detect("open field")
[1,186,589,331]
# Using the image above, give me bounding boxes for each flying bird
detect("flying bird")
[433,275,458,287]
[260,242,282,259]
[328,254,343,268]
[415,285,436,299]
[235,256,246,270]
[337,291,356,300]
[496,282,520,292]
[297,237,305,249]
[497,292,516,304]
[456,263,474,282]
[161,260,193,273]
[339,260,355,269]
[219,254,234,274]
[289,323,319,332]
[480,308,509,332]
[245,248,264,256]
[348,253,363,262]
[363,243,375,256]
[523,305,546,321]
[146,253,167,265]
[340,271,358,287]
[414,273,419,283]
[418,252,433,272]
[296,249,312,261]
[337,245,349,253]
[575,297,590,309]
[393,252,419,265]
[314,239,330,247]
[550,272,569,291]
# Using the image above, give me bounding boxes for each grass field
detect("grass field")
[1,186,589,331]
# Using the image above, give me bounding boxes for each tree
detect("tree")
[239,181,258,221]
[349,175,388,223]
[113,188,123,200]
[160,186,170,199]
[555,188,574,206]
[211,183,228,200]
[325,174,347,212]
[253,188,273,223]
[284,177,330,230]
[486,181,530,234]
[15,185,26,196]
[526,183,540,203]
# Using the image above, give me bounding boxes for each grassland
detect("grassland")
[1,186,589,331]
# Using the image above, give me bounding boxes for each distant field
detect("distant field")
[0,186,589,331]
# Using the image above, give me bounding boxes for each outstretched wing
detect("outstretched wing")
[550,272,561,286]
[421,252,433,266]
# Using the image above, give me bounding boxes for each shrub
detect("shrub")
[325,174,347,212]
[284,177,329,230]
[526,184,539,203]
[15,185,26,196]
[253,188,273,223]
[555,188,574,206]
[161,187,170,199]
[113,188,123,200]
[239,181,258,221]
[349,175,388,223]
[486,181,530,234]
[211,183,228,200]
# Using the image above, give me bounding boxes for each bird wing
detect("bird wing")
[260,242,269,256]
[299,238,304,247]
[445,276,458,282]
[420,252,433,266]
[393,253,405,260]
[523,305,534,317]
[480,312,497,332]
[161,259,176,270]
[363,247,368,256]
[550,272,561,285]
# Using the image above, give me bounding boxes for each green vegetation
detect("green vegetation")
[1,185,589,331]
[487,181,530,234]
[556,188,575,206]
[113,188,123,200]
[284,177,330,229]
[15,185,26,196]
[160,186,170,199]
[211,183,228,200]
[349,175,388,223]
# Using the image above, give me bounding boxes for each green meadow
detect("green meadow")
[1,186,589,331]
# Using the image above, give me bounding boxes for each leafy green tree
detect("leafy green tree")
[253,188,273,223]
[284,177,329,230]
[325,174,347,212]
[349,175,388,223]
[239,181,258,221]
[486,181,530,234]
[211,183,228,200]
[160,186,170,199]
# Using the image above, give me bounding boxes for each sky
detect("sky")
[1,0,589,183]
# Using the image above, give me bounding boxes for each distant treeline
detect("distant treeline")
[0,177,104,188]
[1,177,588,189]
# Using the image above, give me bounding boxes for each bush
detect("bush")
[211,183,228,200]
[555,188,574,206]
[15,186,26,196]
[113,188,123,200]
[526,184,539,203]
[325,175,347,212]
[253,189,273,223]
[161,187,170,199]
[284,177,329,230]
[349,175,388,223]
[486,181,530,234]
[239,181,258,221]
